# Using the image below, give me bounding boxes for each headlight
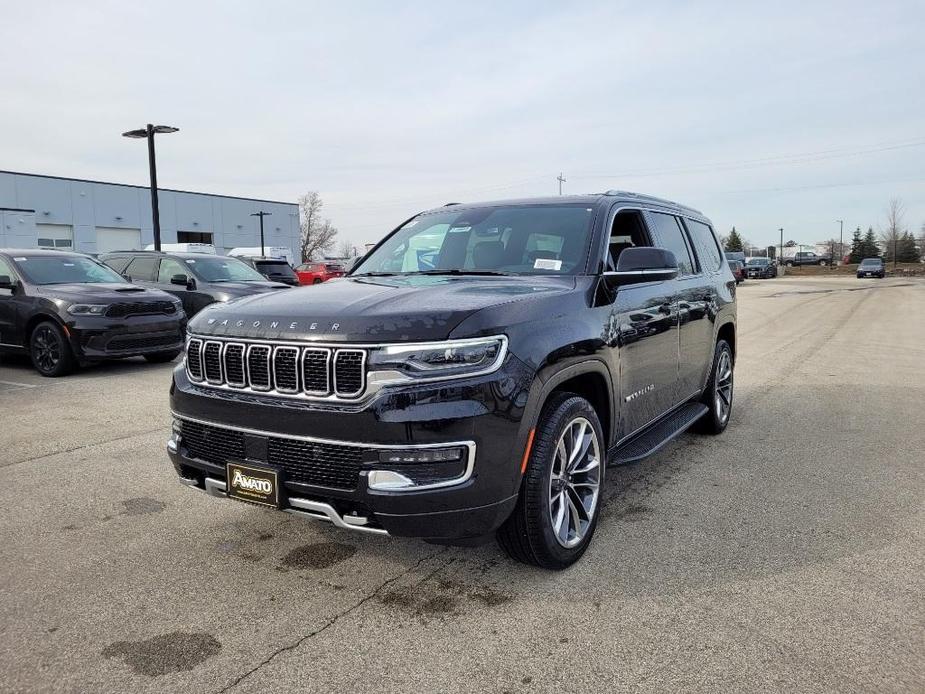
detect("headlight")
[67,304,108,316]
[368,336,507,381]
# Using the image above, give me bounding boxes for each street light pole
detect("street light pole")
[779,227,784,267]
[557,173,566,195]
[836,219,844,265]
[122,124,179,251]
[251,211,272,257]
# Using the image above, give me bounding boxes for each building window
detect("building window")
[177,231,213,244]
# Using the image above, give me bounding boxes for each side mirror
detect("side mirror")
[171,273,192,288]
[121,274,133,282]
[603,247,679,288]
[0,275,15,290]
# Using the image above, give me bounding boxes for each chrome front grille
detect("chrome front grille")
[186,338,367,400]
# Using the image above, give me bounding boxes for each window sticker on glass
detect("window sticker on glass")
[14,257,27,261]
[534,258,562,271]
[63,263,75,267]
[448,226,471,233]
[185,259,196,264]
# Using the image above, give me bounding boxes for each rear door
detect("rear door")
[645,211,715,402]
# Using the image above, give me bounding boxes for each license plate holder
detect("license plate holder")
[226,461,283,508]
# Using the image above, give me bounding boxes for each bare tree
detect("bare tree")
[337,239,355,258]
[880,197,906,262]
[298,191,338,262]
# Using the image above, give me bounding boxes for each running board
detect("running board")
[608,402,708,466]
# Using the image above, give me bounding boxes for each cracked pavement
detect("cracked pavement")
[1,276,923,693]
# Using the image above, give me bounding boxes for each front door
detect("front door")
[0,256,23,348]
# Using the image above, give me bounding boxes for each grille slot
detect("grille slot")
[187,339,203,380]
[185,337,367,399]
[247,346,272,390]
[302,348,331,394]
[107,333,181,352]
[223,343,246,387]
[203,341,223,383]
[273,347,300,393]
[334,350,365,396]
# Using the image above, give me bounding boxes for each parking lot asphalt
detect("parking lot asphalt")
[1,275,923,693]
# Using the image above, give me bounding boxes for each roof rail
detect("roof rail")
[443,202,461,206]
[601,190,703,216]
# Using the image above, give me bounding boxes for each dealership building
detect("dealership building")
[0,170,300,256]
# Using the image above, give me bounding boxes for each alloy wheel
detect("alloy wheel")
[714,350,733,424]
[548,417,601,548]
[33,326,61,373]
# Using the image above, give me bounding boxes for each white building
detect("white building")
[0,170,300,256]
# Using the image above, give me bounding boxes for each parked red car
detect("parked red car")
[295,261,345,285]
[727,259,745,284]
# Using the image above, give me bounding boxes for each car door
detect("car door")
[0,256,23,348]
[645,211,715,402]
[680,217,726,397]
[601,208,681,438]
[154,257,197,315]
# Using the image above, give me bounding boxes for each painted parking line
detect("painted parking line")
[0,379,37,389]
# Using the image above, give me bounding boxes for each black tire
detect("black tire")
[312,278,323,285]
[497,393,605,570]
[695,340,734,435]
[30,320,77,377]
[143,349,182,364]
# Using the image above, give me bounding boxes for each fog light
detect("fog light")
[377,447,463,464]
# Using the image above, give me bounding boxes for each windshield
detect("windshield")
[860,258,882,266]
[255,261,297,279]
[184,256,267,282]
[14,255,125,285]
[747,258,769,266]
[352,204,596,277]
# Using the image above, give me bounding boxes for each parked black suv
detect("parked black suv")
[0,249,186,376]
[745,257,777,279]
[168,193,737,568]
[236,256,301,286]
[100,251,292,317]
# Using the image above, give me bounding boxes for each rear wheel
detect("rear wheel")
[30,321,76,377]
[695,340,733,435]
[143,349,182,364]
[312,278,323,285]
[497,393,604,569]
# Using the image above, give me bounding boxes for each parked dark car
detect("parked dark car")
[728,259,745,284]
[0,249,186,376]
[100,251,292,317]
[745,257,778,279]
[168,192,736,569]
[237,257,301,286]
[784,251,829,267]
[856,257,885,278]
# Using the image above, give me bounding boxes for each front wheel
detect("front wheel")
[695,340,734,435]
[497,393,604,569]
[30,321,76,377]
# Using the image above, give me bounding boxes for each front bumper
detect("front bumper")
[167,355,533,539]
[69,314,186,360]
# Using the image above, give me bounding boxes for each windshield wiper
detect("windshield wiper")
[408,269,511,277]
[352,271,401,277]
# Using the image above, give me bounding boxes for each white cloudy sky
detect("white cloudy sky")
[3,1,923,250]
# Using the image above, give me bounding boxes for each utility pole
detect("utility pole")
[779,228,784,268]
[557,172,566,195]
[836,219,844,265]
[251,211,271,257]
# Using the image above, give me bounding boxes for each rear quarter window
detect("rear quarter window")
[684,219,723,272]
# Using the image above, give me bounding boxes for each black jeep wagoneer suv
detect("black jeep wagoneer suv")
[168,192,736,568]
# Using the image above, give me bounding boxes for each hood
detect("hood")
[190,274,576,342]
[37,283,172,302]
[209,281,292,297]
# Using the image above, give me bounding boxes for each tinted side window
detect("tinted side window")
[102,256,131,274]
[124,257,158,281]
[157,258,188,283]
[648,212,694,275]
[685,219,722,272]
[0,257,14,280]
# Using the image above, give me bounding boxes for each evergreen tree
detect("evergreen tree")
[861,227,880,259]
[897,231,921,263]
[725,227,744,252]
[848,228,864,263]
